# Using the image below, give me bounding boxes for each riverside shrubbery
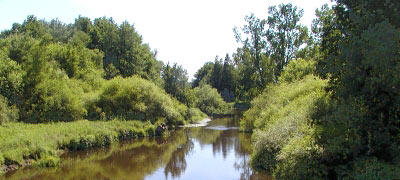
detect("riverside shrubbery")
[0,120,157,174]
[95,76,192,126]
[0,16,212,176]
[193,84,232,115]
[243,59,400,179]
[0,27,207,126]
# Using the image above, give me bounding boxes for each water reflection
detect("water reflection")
[5,118,271,180]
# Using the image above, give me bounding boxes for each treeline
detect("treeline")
[193,3,310,102]
[235,0,400,179]
[0,15,230,126]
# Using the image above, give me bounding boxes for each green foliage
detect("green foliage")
[104,63,120,79]
[95,76,188,125]
[279,58,316,83]
[266,3,309,76]
[186,108,208,123]
[192,62,214,88]
[193,55,237,102]
[313,1,400,178]
[0,16,182,125]
[161,62,189,104]
[241,75,327,132]
[25,74,87,123]
[193,84,232,115]
[243,75,329,179]
[343,157,400,180]
[88,17,161,82]
[48,42,104,79]
[0,120,157,172]
[233,14,275,100]
[0,51,24,105]
[0,95,19,125]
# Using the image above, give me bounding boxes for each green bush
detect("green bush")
[96,76,188,125]
[244,75,330,179]
[247,73,400,179]
[186,108,208,123]
[279,58,316,83]
[342,157,400,180]
[0,52,24,105]
[0,95,19,125]
[25,72,87,123]
[241,75,327,132]
[193,84,231,115]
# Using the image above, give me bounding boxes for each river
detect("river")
[5,118,271,180]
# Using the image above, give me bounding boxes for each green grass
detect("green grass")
[0,119,157,176]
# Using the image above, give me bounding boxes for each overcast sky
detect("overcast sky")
[0,0,333,80]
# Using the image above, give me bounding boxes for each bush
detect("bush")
[0,53,24,105]
[24,72,87,123]
[186,108,208,123]
[193,84,231,115]
[95,76,188,125]
[241,75,327,132]
[0,95,19,125]
[342,157,400,180]
[244,75,330,179]
[279,58,316,83]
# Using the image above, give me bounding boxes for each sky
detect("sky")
[0,0,333,80]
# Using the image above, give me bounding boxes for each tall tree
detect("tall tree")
[266,3,308,76]
[234,14,269,87]
[161,62,189,104]
[319,0,400,159]
[192,62,213,88]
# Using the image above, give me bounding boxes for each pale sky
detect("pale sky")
[0,0,333,80]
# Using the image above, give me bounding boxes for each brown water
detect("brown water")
[5,118,271,180]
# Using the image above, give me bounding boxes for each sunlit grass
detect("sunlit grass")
[0,119,157,175]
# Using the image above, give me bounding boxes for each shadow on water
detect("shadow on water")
[5,117,272,180]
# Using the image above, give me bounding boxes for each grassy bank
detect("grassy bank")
[0,119,160,176]
[242,58,400,179]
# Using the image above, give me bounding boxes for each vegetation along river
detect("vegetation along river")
[5,118,271,180]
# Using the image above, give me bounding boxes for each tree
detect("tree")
[266,3,308,76]
[234,14,270,87]
[296,4,334,60]
[318,0,400,162]
[220,54,237,102]
[192,62,213,88]
[161,62,189,104]
[210,56,223,91]
[89,17,120,67]
[74,15,92,34]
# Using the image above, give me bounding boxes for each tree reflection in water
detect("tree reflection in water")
[6,118,271,180]
[161,118,271,180]
[164,129,194,178]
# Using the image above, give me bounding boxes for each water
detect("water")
[5,118,271,180]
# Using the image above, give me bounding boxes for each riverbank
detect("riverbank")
[0,120,160,176]
[180,118,211,127]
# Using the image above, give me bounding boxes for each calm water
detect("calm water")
[5,118,271,180]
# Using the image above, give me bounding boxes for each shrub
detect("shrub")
[342,157,400,180]
[24,73,87,123]
[96,76,188,125]
[0,53,24,105]
[279,58,316,83]
[244,75,330,179]
[186,108,208,123]
[241,75,327,132]
[0,95,19,125]
[193,84,231,115]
